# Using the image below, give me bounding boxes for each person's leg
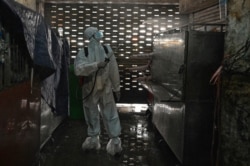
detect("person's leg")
[99,100,121,138]
[83,105,100,137]
[82,105,101,151]
[99,100,122,155]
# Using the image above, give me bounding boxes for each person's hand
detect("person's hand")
[97,61,107,68]
[115,91,121,102]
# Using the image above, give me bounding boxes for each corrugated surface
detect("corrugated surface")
[179,0,218,14]
[191,4,227,24]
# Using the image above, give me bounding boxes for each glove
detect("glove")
[115,91,121,102]
[97,61,108,68]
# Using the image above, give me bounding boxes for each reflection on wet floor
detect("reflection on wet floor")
[39,105,180,166]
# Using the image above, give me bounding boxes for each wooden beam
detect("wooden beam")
[44,0,179,5]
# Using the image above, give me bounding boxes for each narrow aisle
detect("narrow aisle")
[39,106,180,166]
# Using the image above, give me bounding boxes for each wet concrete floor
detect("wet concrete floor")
[39,106,181,166]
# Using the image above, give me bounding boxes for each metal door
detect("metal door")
[44,3,185,103]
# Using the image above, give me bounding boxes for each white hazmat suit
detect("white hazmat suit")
[74,27,122,156]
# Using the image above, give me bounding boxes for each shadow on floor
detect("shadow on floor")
[39,109,181,166]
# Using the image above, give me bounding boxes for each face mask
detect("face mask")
[94,31,104,40]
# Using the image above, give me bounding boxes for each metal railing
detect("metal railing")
[0,32,30,91]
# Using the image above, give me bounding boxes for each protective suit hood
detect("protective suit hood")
[84,27,98,39]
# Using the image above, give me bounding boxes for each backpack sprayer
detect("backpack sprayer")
[79,42,123,101]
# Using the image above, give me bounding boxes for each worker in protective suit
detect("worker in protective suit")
[74,27,122,156]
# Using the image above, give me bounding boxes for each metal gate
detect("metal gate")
[44,3,185,103]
